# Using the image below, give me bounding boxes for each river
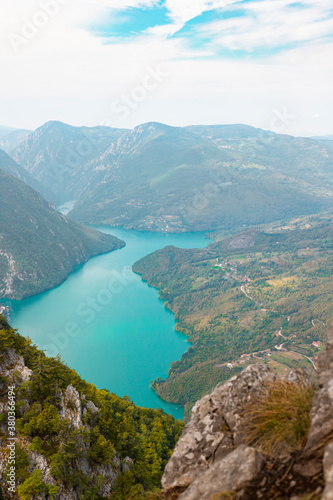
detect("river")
[7,219,211,419]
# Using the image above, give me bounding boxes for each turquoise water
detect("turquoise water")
[7,227,211,419]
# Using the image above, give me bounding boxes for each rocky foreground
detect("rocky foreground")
[159,322,333,500]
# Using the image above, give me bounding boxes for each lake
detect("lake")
[8,223,211,419]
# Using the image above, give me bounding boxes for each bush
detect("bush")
[17,470,48,500]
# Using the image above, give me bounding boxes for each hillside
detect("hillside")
[66,123,333,231]
[10,121,333,233]
[133,213,333,417]
[11,121,128,202]
[0,170,124,300]
[0,129,31,154]
[0,319,183,499]
[0,149,53,202]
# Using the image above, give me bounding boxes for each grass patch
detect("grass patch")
[242,380,314,456]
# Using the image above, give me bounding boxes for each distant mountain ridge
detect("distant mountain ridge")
[8,120,333,232]
[11,121,128,200]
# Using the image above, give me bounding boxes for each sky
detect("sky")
[0,0,332,136]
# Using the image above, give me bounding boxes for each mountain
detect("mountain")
[11,121,129,201]
[0,169,124,300]
[11,121,333,232]
[0,130,31,153]
[68,122,333,231]
[0,125,17,139]
[68,122,233,229]
[133,212,333,416]
[0,148,54,202]
[0,322,183,499]
[0,125,32,153]
[0,128,31,153]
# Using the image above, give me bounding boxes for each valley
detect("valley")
[3,227,211,419]
[1,120,333,497]
[8,121,333,233]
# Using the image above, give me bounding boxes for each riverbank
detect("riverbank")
[7,227,211,419]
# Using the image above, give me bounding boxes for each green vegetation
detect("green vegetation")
[242,380,314,455]
[0,168,124,299]
[10,121,333,232]
[0,322,183,499]
[68,123,333,231]
[0,149,48,200]
[133,213,333,415]
[17,470,58,500]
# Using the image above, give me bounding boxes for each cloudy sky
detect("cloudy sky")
[0,0,332,135]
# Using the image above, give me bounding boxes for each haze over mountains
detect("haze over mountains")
[3,120,332,233]
[0,125,31,153]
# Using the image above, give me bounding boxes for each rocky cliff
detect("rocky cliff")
[160,322,333,500]
[0,319,183,499]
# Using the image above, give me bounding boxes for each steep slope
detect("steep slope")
[68,122,332,231]
[0,126,17,140]
[0,129,31,153]
[0,323,183,499]
[68,122,232,230]
[11,121,333,232]
[11,121,128,202]
[0,149,54,202]
[0,170,124,300]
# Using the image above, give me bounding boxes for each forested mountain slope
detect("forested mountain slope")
[10,121,333,232]
[0,149,52,202]
[11,121,128,201]
[0,170,124,300]
[0,320,183,499]
[133,212,333,416]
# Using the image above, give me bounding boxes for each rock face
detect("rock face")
[0,349,32,384]
[162,322,333,499]
[0,351,120,500]
[60,384,83,428]
[178,445,264,500]
[296,320,333,498]
[323,443,333,500]
[162,364,275,490]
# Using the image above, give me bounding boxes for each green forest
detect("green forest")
[0,316,183,499]
[0,168,124,300]
[133,212,333,417]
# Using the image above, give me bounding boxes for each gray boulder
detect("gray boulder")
[178,445,264,500]
[162,364,275,490]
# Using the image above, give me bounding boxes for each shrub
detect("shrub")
[17,470,48,500]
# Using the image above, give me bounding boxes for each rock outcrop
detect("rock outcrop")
[162,332,333,500]
[60,384,83,428]
[162,364,275,491]
[294,320,333,499]
[178,445,264,500]
[0,349,120,499]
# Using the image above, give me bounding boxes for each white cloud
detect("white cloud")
[196,0,333,50]
[0,0,331,135]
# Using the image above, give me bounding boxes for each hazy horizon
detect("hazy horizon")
[1,119,332,139]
